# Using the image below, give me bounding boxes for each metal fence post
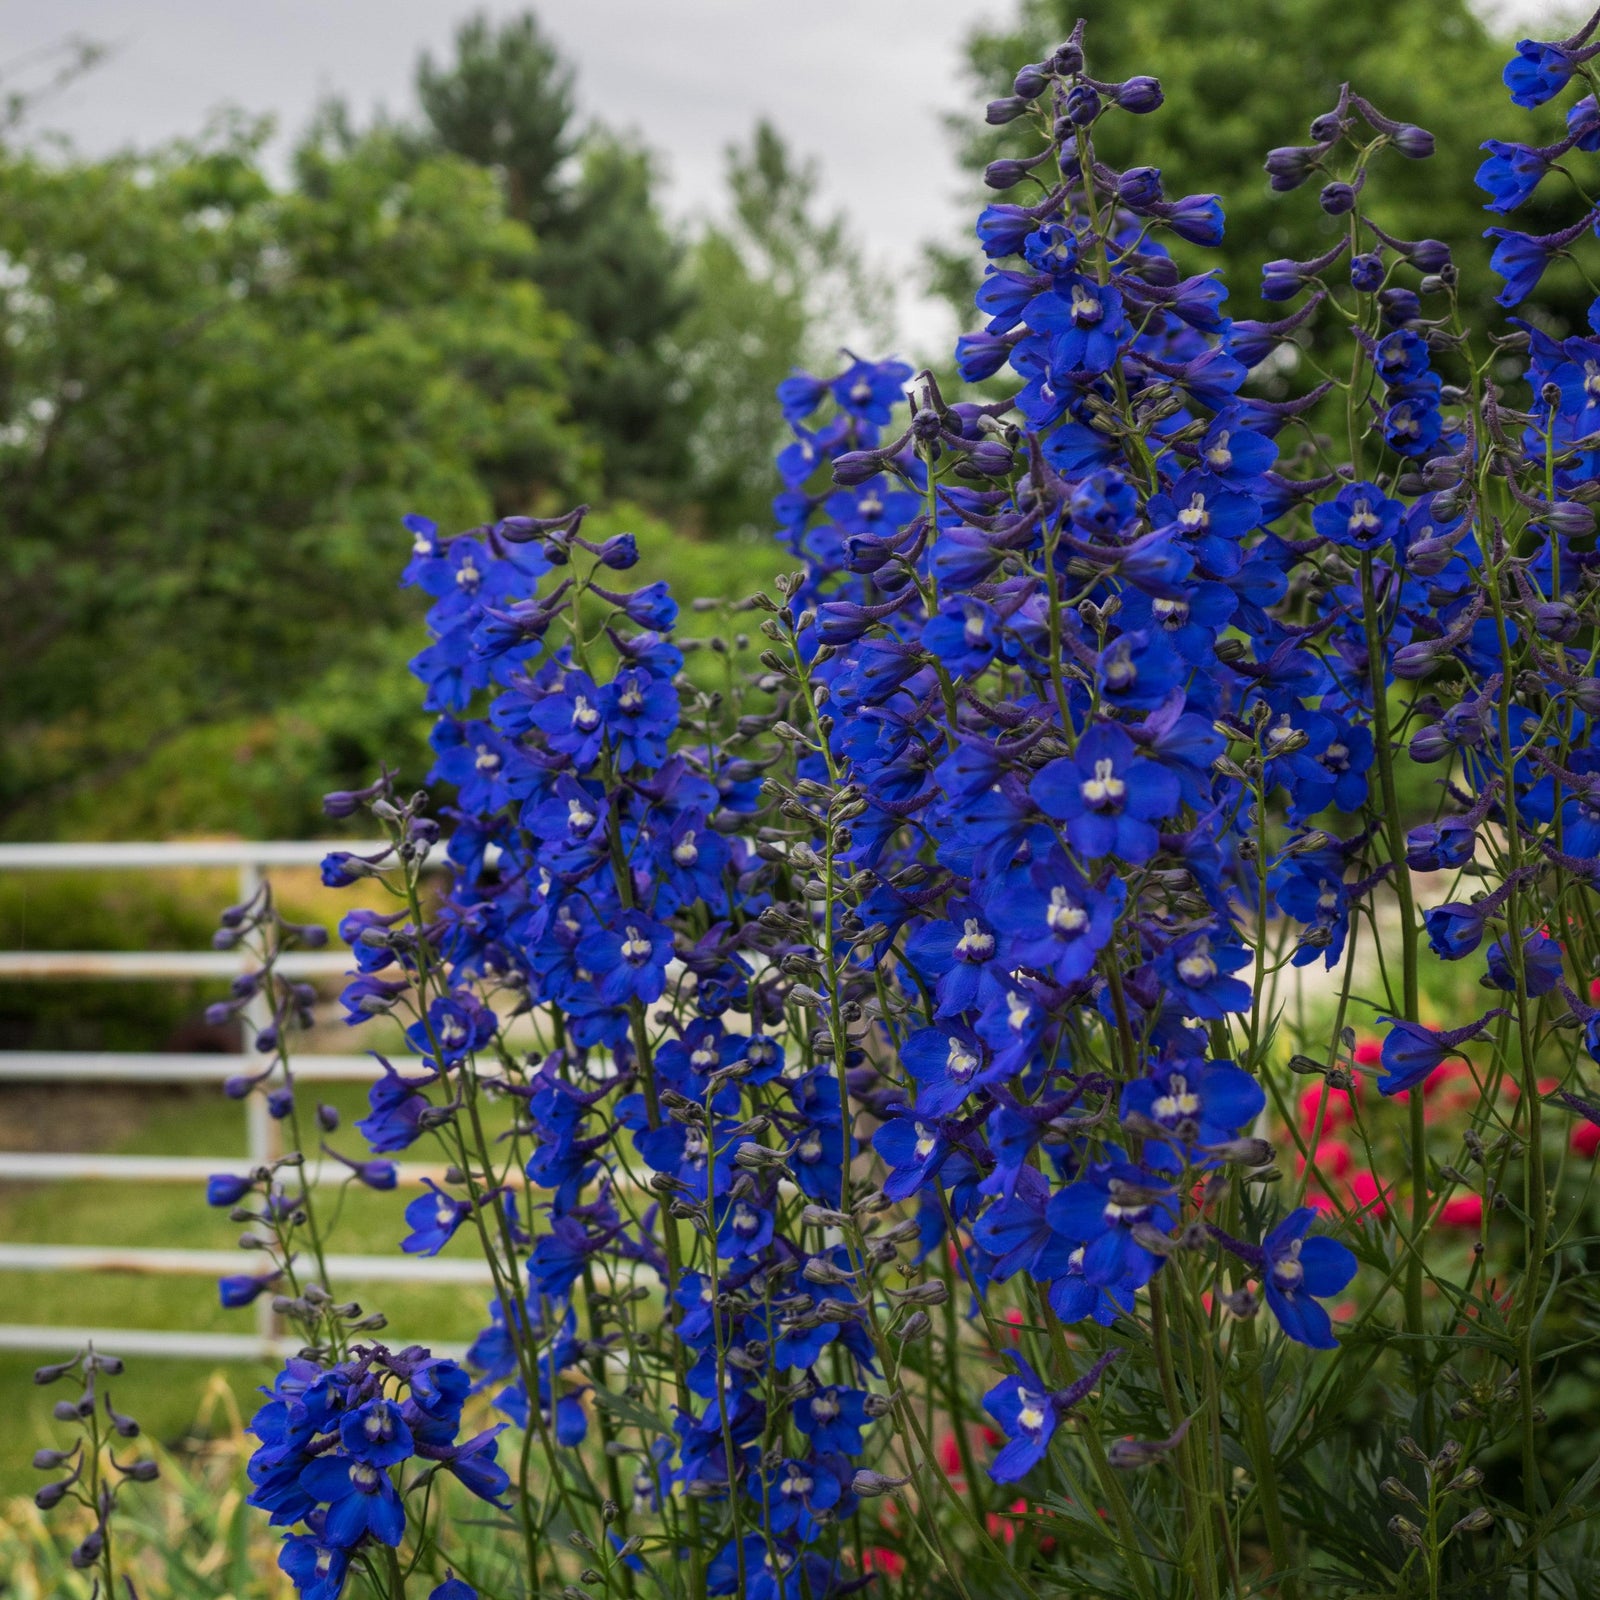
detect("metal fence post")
[238,857,281,1344]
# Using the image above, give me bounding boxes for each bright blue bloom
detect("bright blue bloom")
[1025,279,1130,373]
[279,1537,349,1600]
[401,1180,474,1256]
[1504,38,1575,108]
[339,1399,414,1468]
[1312,482,1404,549]
[1121,1059,1265,1162]
[1047,1158,1176,1290]
[981,853,1122,986]
[901,1023,999,1115]
[981,1349,1119,1483]
[1154,932,1253,1017]
[1477,139,1560,212]
[1031,722,1180,863]
[1261,1209,1357,1349]
[1375,1010,1505,1097]
[1487,929,1564,996]
[792,1385,870,1456]
[1405,817,1476,872]
[1094,629,1184,713]
[829,358,912,425]
[406,991,496,1066]
[297,1456,406,1549]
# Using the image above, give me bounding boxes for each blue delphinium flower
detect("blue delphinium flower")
[1259,1209,1358,1349]
[1030,722,1180,863]
[982,1349,1120,1482]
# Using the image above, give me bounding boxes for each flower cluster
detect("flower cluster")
[246,1345,504,1599]
[202,13,1600,1597]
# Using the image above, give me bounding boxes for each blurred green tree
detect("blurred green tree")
[414,13,888,523]
[416,11,694,496]
[0,116,590,836]
[941,0,1578,352]
[675,120,892,534]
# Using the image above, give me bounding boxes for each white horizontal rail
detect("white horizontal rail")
[0,1152,451,1186]
[0,950,357,980]
[0,1242,496,1285]
[0,840,396,870]
[0,1051,430,1083]
[0,1324,468,1361]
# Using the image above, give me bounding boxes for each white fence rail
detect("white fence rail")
[0,839,463,1362]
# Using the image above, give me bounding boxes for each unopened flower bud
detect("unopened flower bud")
[853,1469,912,1497]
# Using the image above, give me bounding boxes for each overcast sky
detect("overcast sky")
[0,0,1569,357]
[1,0,1016,354]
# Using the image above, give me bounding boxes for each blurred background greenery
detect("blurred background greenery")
[0,0,1570,849]
[1,0,1591,1575]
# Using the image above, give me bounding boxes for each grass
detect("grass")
[0,1073,509,1504]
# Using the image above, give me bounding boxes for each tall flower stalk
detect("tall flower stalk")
[184,15,1600,1599]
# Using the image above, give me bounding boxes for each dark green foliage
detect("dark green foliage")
[0,117,588,836]
[417,11,693,496]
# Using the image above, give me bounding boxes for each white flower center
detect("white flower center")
[1079,757,1126,809]
[1047,885,1088,933]
[1176,939,1218,985]
[1152,1073,1201,1120]
[946,1036,979,1081]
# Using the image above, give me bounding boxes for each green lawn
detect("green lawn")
[0,1075,503,1504]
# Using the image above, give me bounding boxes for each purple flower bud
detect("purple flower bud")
[322,773,391,819]
[32,1357,79,1386]
[986,96,1029,125]
[1392,124,1435,158]
[593,533,639,570]
[1320,181,1357,215]
[34,1479,72,1511]
[1532,600,1580,641]
[1379,287,1422,326]
[70,1530,104,1569]
[1052,39,1083,75]
[1265,146,1319,191]
[984,158,1033,190]
[1115,76,1164,113]
[1309,111,1345,142]
[206,1173,254,1207]
[1013,62,1050,99]
[832,449,889,486]
[218,1270,279,1308]
[266,1086,294,1120]
[961,440,1016,477]
[318,1103,340,1132]
[1118,166,1164,207]
[1546,500,1593,536]
[1066,83,1101,124]
[1406,238,1451,272]
[1351,252,1385,292]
